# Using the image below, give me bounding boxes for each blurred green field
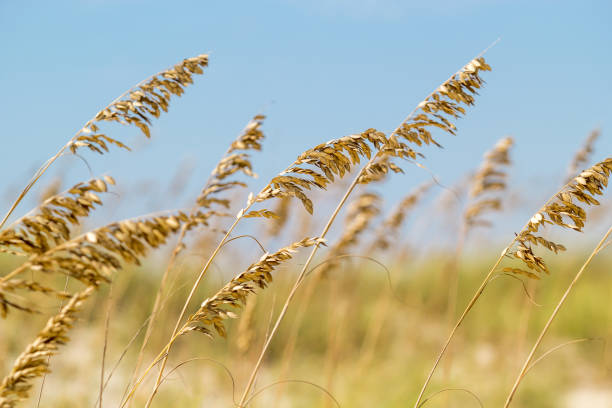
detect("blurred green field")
[2,244,610,407]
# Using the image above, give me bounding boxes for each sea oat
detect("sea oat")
[505,158,612,279]
[0,286,94,407]
[464,137,514,228]
[180,237,325,338]
[566,128,600,182]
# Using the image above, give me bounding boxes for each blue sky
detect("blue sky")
[0,0,610,236]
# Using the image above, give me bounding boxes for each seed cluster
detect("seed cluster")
[506,158,612,279]
[0,177,114,256]
[0,286,94,407]
[182,237,325,338]
[464,137,514,228]
[72,55,209,155]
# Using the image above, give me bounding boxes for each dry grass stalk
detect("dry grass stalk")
[240,52,493,406]
[124,51,492,406]
[443,136,514,388]
[331,192,381,255]
[197,115,265,211]
[370,182,432,251]
[255,129,390,214]
[0,54,209,231]
[566,128,600,182]
[128,115,266,402]
[464,136,514,228]
[0,177,114,257]
[0,286,94,407]
[414,157,612,407]
[274,191,381,399]
[266,196,292,238]
[505,157,611,280]
[0,208,207,316]
[180,237,325,339]
[235,296,257,354]
[504,225,612,407]
[139,127,395,404]
[122,238,324,406]
[515,131,600,364]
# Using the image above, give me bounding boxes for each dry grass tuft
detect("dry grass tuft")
[0,177,114,257]
[507,157,612,279]
[371,182,432,251]
[0,286,94,407]
[0,209,209,316]
[180,237,326,339]
[566,128,600,182]
[328,192,381,259]
[256,129,389,214]
[464,136,514,228]
[266,196,292,238]
[73,55,209,155]
[0,54,209,232]
[197,115,265,211]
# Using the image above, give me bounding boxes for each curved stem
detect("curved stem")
[413,171,592,407]
[237,169,363,406]
[503,225,611,407]
[0,207,186,286]
[144,214,244,407]
[413,253,506,407]
[127,223,188,403]
[442,220,468,386]
[0,147,69,230]
[130,118,260,401]
[236,76,430,403]
[0,67,170,231]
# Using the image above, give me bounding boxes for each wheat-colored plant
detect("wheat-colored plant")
[239,51,493,407]
[504,224,612,407]
[0,206,212,349]
[414,157,612,407]
[369,181,432,252]
[0,177,114,316]
[464,136,514,228]
[0,48,495,407]
[515,132,602,365]
[324,192,382,267]
[273,191,382,401]
[566,128,600,182]
[121,237,325,406]
[180,237,326,338]
[441,136,514,391]
[0,54,209,231]
[128,115,266,392]
[0,285,94,407]
[135,126,400,405]
[0,177,113,258]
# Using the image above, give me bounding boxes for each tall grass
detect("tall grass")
[0,47,610,408]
